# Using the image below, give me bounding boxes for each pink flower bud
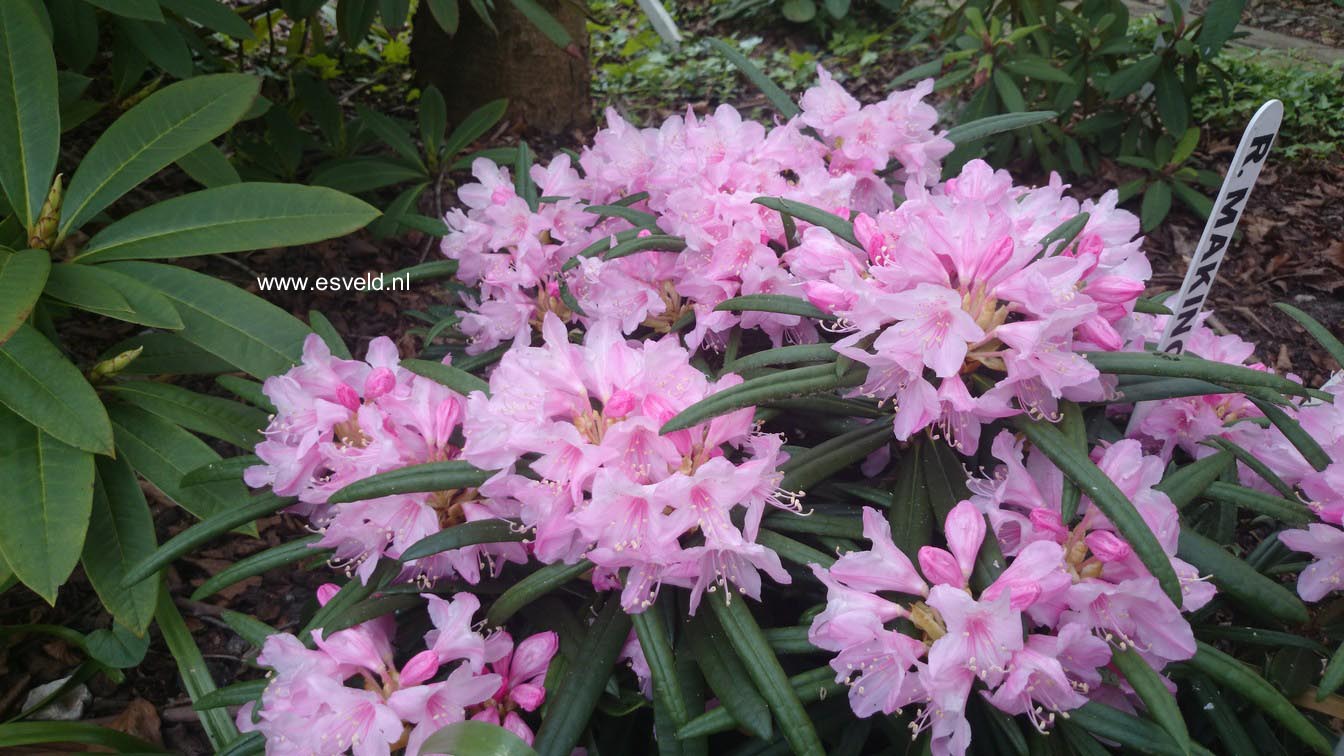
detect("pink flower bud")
[605,389,637,417]
[364,367,396,399]
[1085,531,1132,562]
[918,546,964,587]
[1077,315,1123,351]
[335,383,361,411]
[1029,507,1069,537]
[399,650,441,687]
[636,229,652,238]
[1086,275,1145,304]
[974,235,1014,281]
[801,280,855,313]
[316,583,340,606]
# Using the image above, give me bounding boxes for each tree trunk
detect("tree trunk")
[411,0,591,136]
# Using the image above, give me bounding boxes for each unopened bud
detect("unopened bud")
[89,345,142,381]
[28,174,62,250]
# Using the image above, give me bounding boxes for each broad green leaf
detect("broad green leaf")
[175,142,241,188]
[60,74,261,236]
[85,0,163,21]
[155,588,239,748]
[82,455,159,633]
[506,0,572,47]
[403,358,491,395]
[1104,55,1162,98]
[0,249,50,342]
[683,608,772,739]
[781,0,816,22]
[67,263,183,329]
[357,106,425,170]
[0,722,166,752]
[1188,641,1331,754]
[42,262,135,317]
[944,111,1058,145]
[706,38,799,118]
[400,519,527,561]
[108,402,250,523]
[443,99,508,159]
[116,17,193,80]
[336,0,378,46]
[1141,180,1172,232]
[190,536,324,600]
[722,343,836,373]
[1176,529,1307,624]
[0,324,114,454]
[425,0,460,34]
[327,460,494,504]
[105,381,266,449]
[1111,646,1190,755]
[85,621,150,667]
[1014,416,1181,604]
[75,183,378,262]
[707,591,825,756]
[532,596,631,756]
[0,406,93,603]
[180,455,259,487]
[106,262,310,379]
[1153,67,1189,137]
[662,363,866,433]
[714,294,830,320]
[1001,57,1075,84]
[422,721,538,756]
[102,331,236,375]
[310,156,426,193]
[308,310,351,358]
[123,491,290,586]
[216,375,274,410]
[486,561,592,627]
[160,0,254,40]
[0,0,60,230]
[1197,0,1247,55]
[1067,702,1189,756]
[419,85,447,158]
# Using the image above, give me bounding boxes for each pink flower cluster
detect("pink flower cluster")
[810,436,1214,756]
[239,588,556,755]
[245,335,526,585]
[798,160,1148,451]
[1121,316,1344,604]
[441,67,951,355]
[461,314,794,614]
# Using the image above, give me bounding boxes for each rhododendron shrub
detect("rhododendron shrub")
[212,68,1344,756]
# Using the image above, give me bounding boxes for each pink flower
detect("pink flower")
[471,631,560,743]
[1280,523,1344,602]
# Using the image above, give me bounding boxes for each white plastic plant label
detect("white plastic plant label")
[1157,99,1283,354]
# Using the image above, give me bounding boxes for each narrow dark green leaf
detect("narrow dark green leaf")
[1247,396,1331,472]
[443,99,508,159]
[155,589,238,749]
[752,196,856,245]
[0,722,166,752]
[677,666,839,738]
[631,601,690,729]
[1188,641,1331,754]
[193,679,267,711]
[181,455,259,487]
[1015,416,1181,604]
[123,491,291,586]
[160,0,254,40]
[1274,302,1344,369]
[1187,673,1257,756]
[707,591,825,756]
[400,519,527,561]
[308,309,351,359]
[944,111,1058,145]
[779,420,891,493]
[192,536,324,601]
[486,561,592,627]
[683,607,772,740]
[1068,702,1188,756]
[1204,481,1312,525]
[714,294,831,320]
[889,442,933,559]
[1155,450,1233,510]
[1083,352,1321,400]
[1317,640,1344,700]
[327,460,494,504]
[532,596,631,756]
[1111,646,1190,754]
[402,357,490,395]
[705,38,799,118]
[661,364,866,433]
[1177,529,1307,625]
